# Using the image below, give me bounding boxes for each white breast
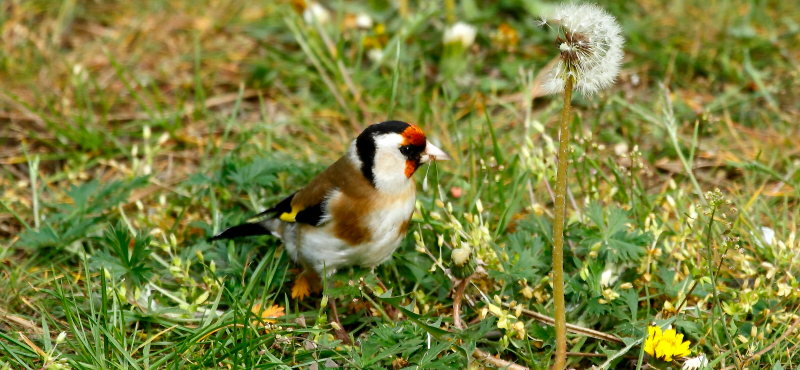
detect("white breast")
[291,184,415,276]
[354,189,416,267]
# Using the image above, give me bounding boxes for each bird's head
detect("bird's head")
[353,121,451,192]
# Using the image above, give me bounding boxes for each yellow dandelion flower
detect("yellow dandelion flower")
[644,325,691,362]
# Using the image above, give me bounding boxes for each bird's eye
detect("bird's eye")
[399,145,413,156]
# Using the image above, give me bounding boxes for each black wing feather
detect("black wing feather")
[209,192,328,242]
[207,223,271,241]
[294,203,324,226]
[253,192,325,226]
[248,194,295,222]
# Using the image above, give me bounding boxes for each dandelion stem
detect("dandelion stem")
[552,75,573,370]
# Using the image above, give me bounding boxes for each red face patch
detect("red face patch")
[404,161,417,178]
[402,124,426,178]
[401,124,427,147]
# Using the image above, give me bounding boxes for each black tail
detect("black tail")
[208,222,271,242]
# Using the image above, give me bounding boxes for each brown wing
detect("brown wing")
[251,155,375,227]
[298,154,382,244]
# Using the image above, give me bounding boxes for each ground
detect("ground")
[1,0,799,369]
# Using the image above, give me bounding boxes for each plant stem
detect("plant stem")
[552,76,573,370]
[444,0,456,24]
[704,206,742,370]
[661,84,705,205]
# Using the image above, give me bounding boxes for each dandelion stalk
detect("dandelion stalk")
[552,74,573,370]
[540,4,624,369]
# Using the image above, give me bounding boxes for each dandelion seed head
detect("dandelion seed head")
[542,3,624,96]
[451,245,472,266]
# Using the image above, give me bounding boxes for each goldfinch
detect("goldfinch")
[210,120,451,277]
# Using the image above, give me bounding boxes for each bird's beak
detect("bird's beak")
[421,142,452,163]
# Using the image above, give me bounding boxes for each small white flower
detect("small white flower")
[443,22,477,48]
[72,64,84,76]
[776,282,792,297]
[137,283,158,311]
[681,354,708,370]
[355,13,373,29]
[600,268,617,287]
[542,3,624,96]
[613,142,629,155]
[760,226,775,246]
[367,48,384,63]
[303,2,330,25]
[71,64,88,83]
[751,226,775,249]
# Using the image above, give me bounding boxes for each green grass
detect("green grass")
[1,0,799,369]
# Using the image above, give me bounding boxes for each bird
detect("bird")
[209,120,451,278]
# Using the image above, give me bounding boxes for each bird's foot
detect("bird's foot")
[291,270,321,300]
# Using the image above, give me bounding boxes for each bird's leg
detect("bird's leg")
[328,296,351,344]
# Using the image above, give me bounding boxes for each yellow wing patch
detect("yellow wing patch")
[279,208,300,222]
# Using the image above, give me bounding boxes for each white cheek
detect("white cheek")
[372,134,413,193]
[373,151,409,192]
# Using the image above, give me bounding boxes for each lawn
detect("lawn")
[1,0,799,369]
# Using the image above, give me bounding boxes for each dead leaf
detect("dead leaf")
[251,303,285,325]
[18,332,46,358]
[654,157,719,173]
[325,359,339,368]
